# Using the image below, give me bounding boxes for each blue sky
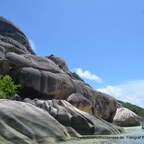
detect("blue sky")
[1,0,144,107]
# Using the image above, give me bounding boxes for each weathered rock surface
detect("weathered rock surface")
[0,16,35,55]
[0,99,123,144]
[67,93,92,113]
[113,107,143,127]
[0,17,125,143]
[24,99,123,135]
[0,16,117,123]
[0,99,72,144]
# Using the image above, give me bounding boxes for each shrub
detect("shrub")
[0,75,21,98]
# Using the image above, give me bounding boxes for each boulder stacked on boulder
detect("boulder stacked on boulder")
[0,16,117,122]
[24,98,123,135]
[0,16,124,143]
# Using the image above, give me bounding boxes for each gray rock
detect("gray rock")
[0,36,31,54]
[0,59,10,75]
[48,55,70,74]
[67,93,92,113]
[0,17,126,143]
[9,94,21,101]
[6,52,63,73]
[15,67,75,99]
[0,16,35,55]
[113,107,141,126]
[0,99,73,144]
[25,99,123,135]
[0,17,118,123]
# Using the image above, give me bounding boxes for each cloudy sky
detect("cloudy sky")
[1,0,144,107]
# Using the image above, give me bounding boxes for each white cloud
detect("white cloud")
[74,67,144,107]
[75,68,102,83]
[97,80,144,107]
[29,39,36,50]
[97,85,123,97]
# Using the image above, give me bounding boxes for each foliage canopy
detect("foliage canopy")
[0,75,21,98]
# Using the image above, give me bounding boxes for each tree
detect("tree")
[0,75,21,98]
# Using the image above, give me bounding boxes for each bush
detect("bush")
[0,75,21,98]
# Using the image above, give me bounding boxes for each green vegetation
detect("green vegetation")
[0,75,21,98]
[119,100,144,117]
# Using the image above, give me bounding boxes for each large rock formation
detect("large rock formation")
[24,99,123,135]
[0,99,71,144]
[113,107,143,127]
[0,16,117,123]
[0,99,123,144]
[0,16,124,143]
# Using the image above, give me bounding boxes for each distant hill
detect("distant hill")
[118,100,144,117]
